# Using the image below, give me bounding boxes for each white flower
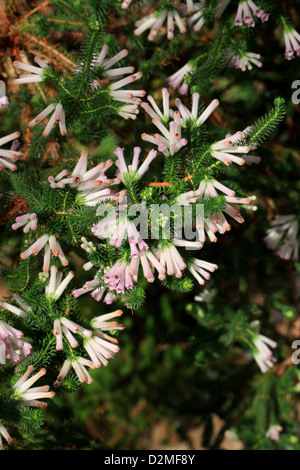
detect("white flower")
[226,50,263,71]
[113,146,158,181]
[0,131,23,172]
[54,358,95,387]
[194,288,216,303]
[109,71,144,120]
[28,102,67,137]
[210,129,260,166]
[175,93,219,127]
[187,258,218,286]
[0,423,14,450]
[141,87,171,121]
[93,46,133,82]
[13,56,48,85]
[20,234,68,271]
[166,61,195,95]
[134,8,186,41]
[0,293,32,319]
[251,333,277,373]
[89,45,146,119]
[141,89,187,156]
[90,310,124,332]
[61,150,121,206]
[80,237,96,271]
[264,215,299,261]
[196,178,257,241]
[181,1,206,32]
[45,265,75,300]
[283,27,300,60]
[0,320,32,365]
[234,1,269,27]
[266,425,283,441]
[12,365,55,408]
[12,213,38,233]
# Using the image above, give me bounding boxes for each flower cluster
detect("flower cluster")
[54,310,124,387]
[283,27,300,60]
[12,49,145,137]
[20,234,68,271]
[226,50,263,71]
[250,333,277,374]
[0,131,23,172]
[0,320,32,366]
[12,365,55,408]
[233,1,269,27]
[264,215,299,261]
[0,11,290,449]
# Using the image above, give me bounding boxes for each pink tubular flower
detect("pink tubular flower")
[0,131,23,172]
[20,234,68,271]
[234,1,269,28]
[102,260,137,294]
[264,215,299,261]
[54,310,124,387]
[195,179,257,241]
[181,1,206,32]
[48,169,77,189]
[0,423,14,450]
[211,128,260,166]
[251,333,277,373]
[62,150,121,206]
[141,87,171,121]
[72,274,117,305]
[283,27,300,60]
[141,89,187,156]
[53,316,92,351]
[166,61,194,95]
[0,320,32,366]
[154,244,187,278]
[54,358,95,387]
[110,71,144,120]
[12,213,38,233]
[226,50,263,71]
[13,365,55,408]
[187,258,218,286]
[84,310,124,368]
[28,102,67,137]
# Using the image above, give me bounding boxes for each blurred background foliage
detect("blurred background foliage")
[1,0,300,450]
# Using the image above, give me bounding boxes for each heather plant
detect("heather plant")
[0,0,299,451]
